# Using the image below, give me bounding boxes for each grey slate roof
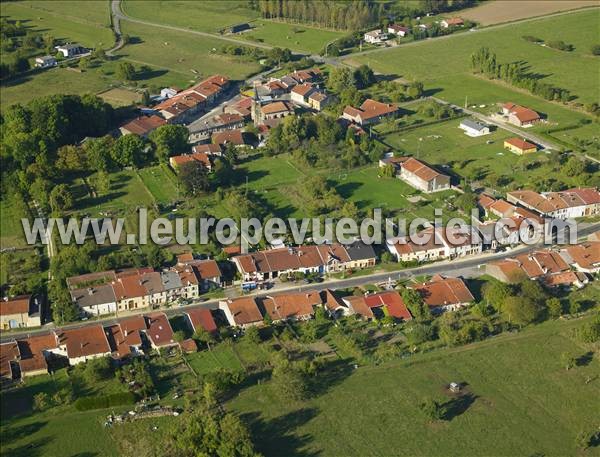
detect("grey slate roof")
[71,284,116,308]
[460,119,488,132]
[344,241,377,261]
[161,271,183,291]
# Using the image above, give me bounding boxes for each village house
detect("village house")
[440,17,464,28]
[459,119,490,137]
[0,295,41,330]
[55,43,88,58]
[342,99,399,126]
[192,143,223,156]
[219,297,263,328]
[559,241,600,274]
[180,258,222,291]
[154,75,230,124]
[169,151,213,172]
[320,289,350,318]
[185,308,218,335]
[54,325,112,365]
[191,112,245,137]
[212,129,253,149]
[364,29,388,44]
[254,100,295,124]
[232,242,376,282]
[16,333,58,378]
[35,55,57,68]
[290,84,316,106]
[507,188,600,219]
[225,96,253,119]
[344,290,412,321]
[398,157,451,193]
[0,341,20,383]
[387,226,482,263]
[71,283,117,316]
[387,24,410,36]
[410,275,474,313]
[261,291,321,323]
[119,115,166,137]
[308,91,330,111]
[504,137,537,155]
[501,103,541,127]
[145,313,178,350]
[105,315,147,359]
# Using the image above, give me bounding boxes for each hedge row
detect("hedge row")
[74,392,136,411]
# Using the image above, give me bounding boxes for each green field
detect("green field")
[348,9,600,105]
[123,0,343,54]
[1,1,113,51]
[242,20,344,54]
[70,170,154,217]
[123,0,259,33]
[228,315,600,457]
[137,165,180,204]
[115,21,263,81]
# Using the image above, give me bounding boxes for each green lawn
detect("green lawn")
[115,21,263,81]
[348,8,600,104]
[381,117,584,191]
[70,170,155,217]
[228,315,600,457]
[241,20,344,54]
[186,342,244,375]
[137,166,180,205]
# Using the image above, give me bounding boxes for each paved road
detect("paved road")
[107,0,125,56]
[430,96,559,150]
[3,221,598,342]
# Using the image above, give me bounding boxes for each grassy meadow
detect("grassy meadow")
[348,8,600,105]
[228,314,600,457]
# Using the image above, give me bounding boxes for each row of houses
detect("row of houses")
[1,271,477,383]
[67,255,222,317]
[0,308,218,382]
[220,273,474,329]
[119,75,231,136]
[364,18,465,44]
[486,237,599,289]
[232,241,377,282]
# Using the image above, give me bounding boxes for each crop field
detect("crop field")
[97,87,142,106]
[461,0,599,26]
[115,21,263,81]
[348,9,600,105]
[241,20,344,54]
[228,314,600,457]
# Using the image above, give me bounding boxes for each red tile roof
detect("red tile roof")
[291,84,314,96]
[186,308,217,334]
[192,143,222,155]
[505,137,537,151]
[344,99,398,122]
[56,325,111,359]
[212,129,247,146]
[0,295,30,316]
[412,276,474,308]
[503,103,540,123]
[170,152,212,169]
[120,115,166,136]
[402,157,444,182]
[17,333,57,373]
[223,297,263,326]
[263,291,321,320]
[261,100,293,115]
[0,341,19,379]
[145,313,176,347]
[364,291,412,320]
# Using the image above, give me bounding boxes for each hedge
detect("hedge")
[74,392,136,411]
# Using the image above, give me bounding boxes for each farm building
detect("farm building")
[459,119,490,137]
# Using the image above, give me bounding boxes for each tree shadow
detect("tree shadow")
[2,437,51,457]
[308,358,355,398]
[240,408,320,457]
[1,421,47,444]
[442,393,477,421]
[575,351,594,367]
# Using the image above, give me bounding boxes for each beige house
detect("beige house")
[0,295,41,330]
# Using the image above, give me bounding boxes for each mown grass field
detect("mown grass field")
[115,21,263,81]
[381,117,585,190]
[242,20,344,54]
[137,165,180,205]
[349,9,600,105]
[122,0,259,34]
[228,314,600,457]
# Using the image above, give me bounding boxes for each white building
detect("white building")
[35,55,57,68]
[459,119,490,137]
[364,29,388,44]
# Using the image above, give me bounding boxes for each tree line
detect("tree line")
[470,47,572,103]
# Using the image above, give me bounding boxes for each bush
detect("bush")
[522,35,542,43]
[591,44,600,56]
[546,40,573,52]
[74,392,136,411]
